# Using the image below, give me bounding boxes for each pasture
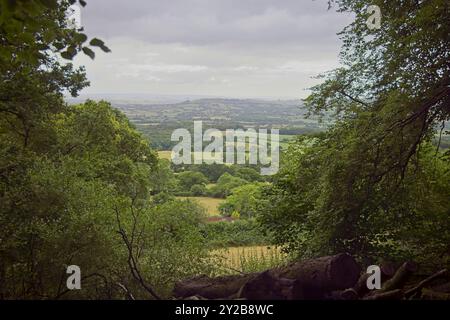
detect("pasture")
[177,196,224,216]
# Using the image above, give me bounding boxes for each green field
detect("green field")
[157,133,296,162]
[177,196,224,216]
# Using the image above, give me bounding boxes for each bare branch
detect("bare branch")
[116,282,136,300]
[114,206,161,300]
[405,269,448,298]
[337,89,370,108]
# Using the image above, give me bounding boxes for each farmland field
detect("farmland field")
[177,196,224,216]
[157,150,172,160]
[213,246,286,273]
[157,133,296,162]
[98,97,327,150]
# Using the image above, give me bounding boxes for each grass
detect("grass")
[213,245,287,274]
[177,196,224,216]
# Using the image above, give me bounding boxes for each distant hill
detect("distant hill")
[68,97,331,150]
[114,98,327,128]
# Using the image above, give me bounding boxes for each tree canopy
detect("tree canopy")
[260,0,450,266]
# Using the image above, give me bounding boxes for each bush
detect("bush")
[118,199,215,297]
[208,173,248,198]
[176,171,208,191]
[219,183,265,218]
[190,184,207,196]
[230,166,264,182]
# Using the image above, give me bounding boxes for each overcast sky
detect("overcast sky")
[73,0,353,99]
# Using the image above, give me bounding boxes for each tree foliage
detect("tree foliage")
[260,0,450,267]
[0,1,213,299]
[219,183,265,218]
[208,173,248,198]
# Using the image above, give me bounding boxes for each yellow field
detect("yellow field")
[173,152,267,165]
[157,151,229,163]
[213,246,286,273]
[157,150,172,160]
[177,196,224,216]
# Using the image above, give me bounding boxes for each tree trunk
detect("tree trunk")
[174,253,361,300]
[380,261,417,292]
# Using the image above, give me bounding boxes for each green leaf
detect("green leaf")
[89,38,110,53]
[99,44,111,53]
[89,38,105,47]
[60,51,73,60]
[53,42,65,51]
[82,46,95,59]
[74,33,88,43]
[61,45,77,60]
[67,45,77,56]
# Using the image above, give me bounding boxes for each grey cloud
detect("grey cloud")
[73,0,353,98]
[80,0,351,46]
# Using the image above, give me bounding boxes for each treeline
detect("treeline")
[171,163,266,198]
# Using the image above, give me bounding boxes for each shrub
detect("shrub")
[190,184,207,196]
